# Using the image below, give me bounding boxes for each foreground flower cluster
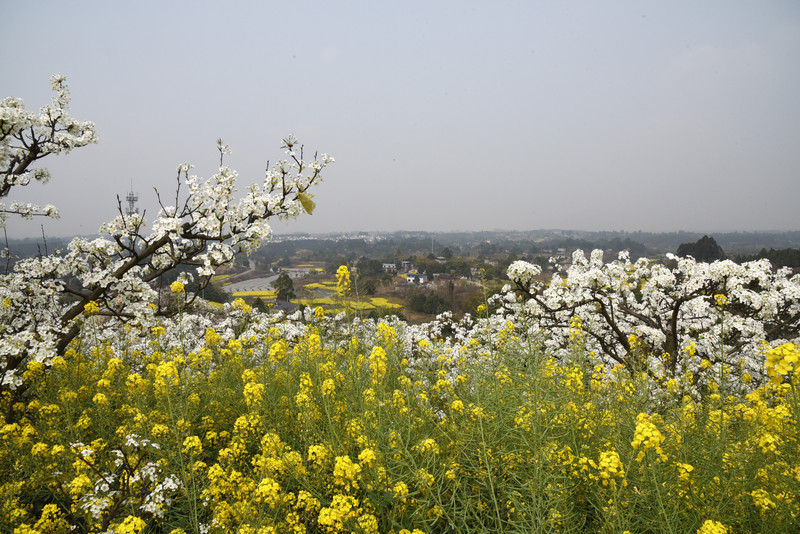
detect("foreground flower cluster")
[2,75,334,407]
[1,299,798,533]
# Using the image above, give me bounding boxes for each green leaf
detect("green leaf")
[298,192,316,215]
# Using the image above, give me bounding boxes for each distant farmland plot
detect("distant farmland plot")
[295,296,403,311]
[302,281,337,290]
[369,297,403,309]
[295,263,325,271]
[231,290,278,298]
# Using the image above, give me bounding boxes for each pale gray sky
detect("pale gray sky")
[3,0,799,239]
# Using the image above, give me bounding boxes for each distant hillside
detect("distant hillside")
[6,230,799,269]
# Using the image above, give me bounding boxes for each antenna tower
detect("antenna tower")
[125,180,139,217]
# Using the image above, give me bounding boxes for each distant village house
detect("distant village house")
[406,272,427,284]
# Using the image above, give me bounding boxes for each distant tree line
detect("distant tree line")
[674,236,800,269]
[736,248,800,269]
[406,290,450,315]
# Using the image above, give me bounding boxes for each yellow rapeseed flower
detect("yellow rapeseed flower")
[757,432,779,454]
[114,515,147,534]
[417,467,435,487]
[596,449,625,486]
[569,316,584,342]
[318,494,359,531]
[368,346,388,383]
[376,322,398,348]
[182,435,203,456]
[393,481,409,498]
[751,488,776,512]
[336,265,351,293]
[151,424,170,439]
[243,382,265,408]
[83,300,99,316]
[697,519,729,534]
[333,455,361,491]
[255,476,281,507]
[321,378,335,396]
[69,474,92,497]
[765,342,799,384]
[30,503,70,533]
[358,448,377,467]
[415,438,439,455]
[232,297,252,314]
[308,444,329,467]
[357,513,380,534]
[631,413,667,462]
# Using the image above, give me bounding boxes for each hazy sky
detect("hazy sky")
[3,1,799,239]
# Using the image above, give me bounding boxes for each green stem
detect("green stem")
[649,462,674,534]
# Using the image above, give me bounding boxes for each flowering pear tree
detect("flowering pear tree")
[1,74,97,226]
[504,251,800,387]
[0,77,333,416]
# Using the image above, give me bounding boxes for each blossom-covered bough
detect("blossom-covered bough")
[0,77,333,418]
[502,251,800,390]
[1,74,97,225]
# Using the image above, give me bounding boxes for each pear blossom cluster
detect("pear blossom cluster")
[1,74,97,225]
[67,435,182,530]
[501,250,800,388]
[506,260,542,285]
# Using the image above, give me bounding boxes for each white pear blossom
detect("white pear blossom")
[1,74,97,225]
[503,250,800,389]
[507,260,542,286]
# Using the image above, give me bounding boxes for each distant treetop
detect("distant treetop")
[677,235,727,262]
